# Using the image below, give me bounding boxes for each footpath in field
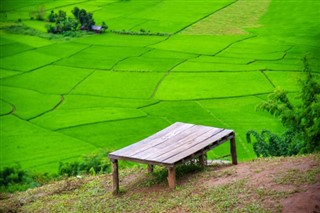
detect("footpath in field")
[0,0,319,172]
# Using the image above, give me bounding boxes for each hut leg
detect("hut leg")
[167,166,176,189]
[148,164,154,173]
[199,153,206,167]
[230,136,237,165]
[112,159,119,195]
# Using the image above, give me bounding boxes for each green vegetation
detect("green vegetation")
[46,7,106,34]
[0,150,110,193]
[58,150,110,177]
[247,59,320,157]
[0,163,53,193]
[0,0,319,182]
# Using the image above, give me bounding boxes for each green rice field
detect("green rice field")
[0,0,319,173]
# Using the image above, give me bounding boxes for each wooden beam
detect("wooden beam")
[167,166,176,189]
[230,136,237,165]
[199,153,206,167]
[148,164,154,173]
[112,159,119,195]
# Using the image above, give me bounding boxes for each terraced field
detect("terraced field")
[0,0,319,173]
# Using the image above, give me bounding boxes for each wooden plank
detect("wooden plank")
[108,154,173,166]
[109,122,189,157]
[163,130,234,164]
[125,123,195,158]
[152,128,224,162]
[132,125,215,160]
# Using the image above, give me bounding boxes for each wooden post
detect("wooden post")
[230,136,237,165]
[112,159,119,195]
[199,153,206,167]
[148,164,154,173]
[167,166,176,189]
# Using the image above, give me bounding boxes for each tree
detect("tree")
[247,57,320,156]
[71,7,80,20]
[73,7,95,30]
[48,10,56,22]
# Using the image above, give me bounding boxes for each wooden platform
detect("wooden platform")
[109,122,237,194]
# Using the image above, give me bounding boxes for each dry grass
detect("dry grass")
[181,0,271,35]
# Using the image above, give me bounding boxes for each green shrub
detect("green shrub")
[0,164,54,193]
[58,150,110,177]
[247,57,320,157]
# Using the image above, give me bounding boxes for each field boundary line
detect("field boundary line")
[174,0,239,34]
[0,98,16,116]
[260,71,275,88]
[27,95,65,121]
[110,49,152,71]
[149,57,192,99]
[156,92,274,102]
[212,35,256,56]
[55,114,148,131]
[195,101,230,127]
[67,70,95,95]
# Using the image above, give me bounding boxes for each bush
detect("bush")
[0,164,53,193]
[59,150,110,177]
[247,57,320,157]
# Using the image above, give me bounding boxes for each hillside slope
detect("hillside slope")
[1,154,319,212]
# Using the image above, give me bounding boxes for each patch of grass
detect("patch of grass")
[36,42,89,58]
[0,115,98,173]
[172,61,263,72]
[0,33,53,48]
[1,65,94,94]
[31,107,147,130]
[58,117,170,150]
[0,86,60,119]
[113,56,184,72]
[265,71,319,92]
[155,72,274,100]
[59,95,158,110]
[70,71,165,99]
[55,45,148,70]
[152,35,250,55]
[182,0,271,35]
[274,167,320,185]
[0,41,33,58]
[0,50,59,72]
[0,99,12,115]
[75,33,167,46]
[142,49,196,59]
[189,56,252,64]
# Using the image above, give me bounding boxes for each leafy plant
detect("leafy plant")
[58,150,110,177]
[0,164,53,193]
[247,57,320,156]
